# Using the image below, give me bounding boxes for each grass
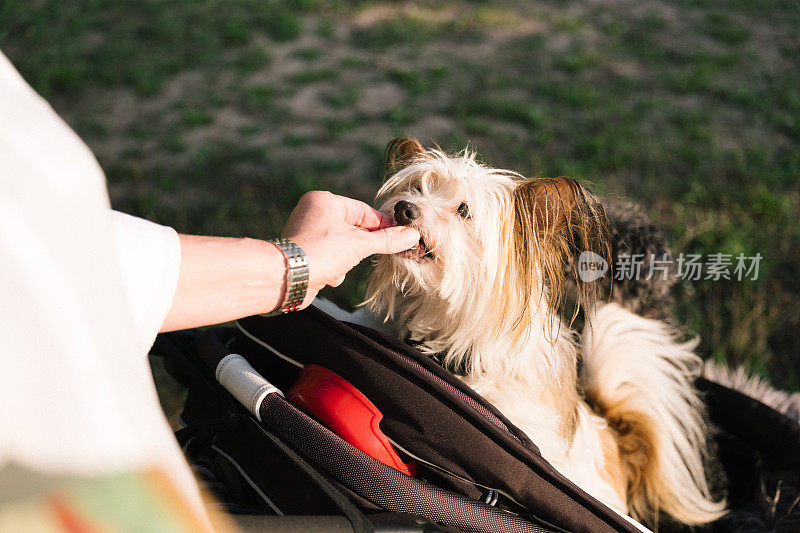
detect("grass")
[2,0,799,391]
[243,84,277,111]
[232,47,272,73]
[325,86,360,108]
[291,47,324,61]
[387,66,447,96]
[287,68,339,84]
[457,97,545,129]
[322,116,360,138]
[350,15,444,50]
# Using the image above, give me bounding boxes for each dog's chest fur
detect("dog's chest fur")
[405,308,630,514]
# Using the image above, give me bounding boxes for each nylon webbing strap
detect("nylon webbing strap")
[257,394,554,533]
[242,414,374,532]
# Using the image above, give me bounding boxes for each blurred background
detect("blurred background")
[1,0,798,391]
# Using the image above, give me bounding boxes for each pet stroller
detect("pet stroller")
[152,306,800,533]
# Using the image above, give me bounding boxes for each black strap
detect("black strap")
[258,393,557,533]
[243,412,374,533]
[153,331,374,533]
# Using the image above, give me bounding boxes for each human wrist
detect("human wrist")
[244,237,287,315]
[261,238,309,316]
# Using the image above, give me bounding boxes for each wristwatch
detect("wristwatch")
[261,238,309,317]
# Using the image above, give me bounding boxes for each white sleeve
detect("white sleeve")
[1,50,206,521]
[110,210,181,352]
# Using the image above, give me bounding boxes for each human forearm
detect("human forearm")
[159,191,420,332]
[160,235,285,332]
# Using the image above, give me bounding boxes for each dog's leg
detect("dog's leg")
[581,302,727,525]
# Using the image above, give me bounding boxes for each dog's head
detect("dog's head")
[364,138,609,369]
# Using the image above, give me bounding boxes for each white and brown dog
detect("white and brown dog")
[361,137,726,528]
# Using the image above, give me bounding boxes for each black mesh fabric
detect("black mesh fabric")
[236,307,636,533]
[258,393,556,533]
[381,345,518,440]
[236,310,636,533]
[159,313,800,533]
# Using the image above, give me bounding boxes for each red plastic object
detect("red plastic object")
[287,365,417,477]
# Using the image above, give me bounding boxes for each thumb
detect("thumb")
[363,226,421,255]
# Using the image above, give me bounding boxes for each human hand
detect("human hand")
[281,191,420,306]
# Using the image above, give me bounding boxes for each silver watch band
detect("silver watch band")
[261,238,309,317]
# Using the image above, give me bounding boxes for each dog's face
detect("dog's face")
[372,138,518,297]
[365,138,609,369]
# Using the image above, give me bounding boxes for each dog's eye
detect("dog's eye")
[412,184,422,193]
[457,202,470,219]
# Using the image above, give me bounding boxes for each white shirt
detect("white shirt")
[0,50,205,519]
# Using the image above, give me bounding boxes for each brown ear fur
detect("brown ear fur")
[513,177,610,326]
[384,137,428,177]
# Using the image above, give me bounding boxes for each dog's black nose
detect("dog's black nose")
[394,200,421,226]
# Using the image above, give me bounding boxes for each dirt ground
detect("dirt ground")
[2,0,799,390]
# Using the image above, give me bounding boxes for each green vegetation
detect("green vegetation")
[2,0,798,390]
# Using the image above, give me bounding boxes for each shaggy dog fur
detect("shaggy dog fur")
[603,200,678,322]
[363,138,726,529]
[580,198,799,532]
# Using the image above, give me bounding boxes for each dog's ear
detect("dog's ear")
[512,177,611,325]
[384,137,427,177]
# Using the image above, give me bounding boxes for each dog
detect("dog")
[601,199,679,322]
[362,137,726,528]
